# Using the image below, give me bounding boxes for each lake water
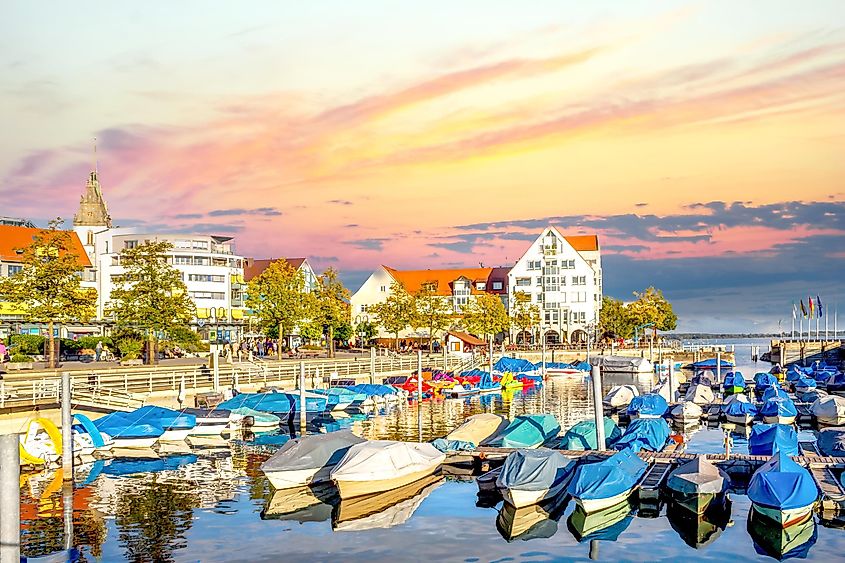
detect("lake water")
[19,342,845,562]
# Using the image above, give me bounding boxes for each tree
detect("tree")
[413,287,453,351]
[626,286,678,340]
[599,296,635,339]
[354,319,378,345]
[310,268,350,358]
[107,241,195,365]
[510,291,540,345]
[245,259,309,360]
[369,281,415,350]
[0,218,97,368]
[462,294,510,343]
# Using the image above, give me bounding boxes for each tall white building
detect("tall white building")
[508,227,602,345]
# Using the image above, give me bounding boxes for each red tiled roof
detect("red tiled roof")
[383,266,509,296]
[0,225,91,267]
[244,257,306,281]
[447,331,486,346]
[563,235,599,252]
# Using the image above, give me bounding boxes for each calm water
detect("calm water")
[19,343,845,562]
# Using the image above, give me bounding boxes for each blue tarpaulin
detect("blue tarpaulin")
[94,412,164,439]
[786,365,812,382]
[625,393,668,418]
[613,418,671,453]
[747,452,818,510]
[760,396,798,420]
[794,377,817,390]
[567,448,647,501]
[687,358,734,370]
[753,372,778,389]
[494,357,538,374]
[122,405,196,430]
[561,418,622,450]
[431,438,476,452]
[485,414,560,448]
[723,371,747,391]
[496,449,575,491]
[749,424,799,456]
[722,398,758,417]
[762,386,789,402]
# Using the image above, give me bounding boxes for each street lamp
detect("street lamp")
[355,314,369,350]
[633,322,654,348]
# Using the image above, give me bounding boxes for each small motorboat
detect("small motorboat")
[19,418,63,465]
[591,355,653,374]
[794,377,817,395]
[567,448,648,513]
[817,427,845,457]
[482,414,560,449]
[753,372,779,396]
[446,413,508,445]
[749,424,798,456]
[332,474,442,531]
[476,465,503,494]
[748,506,817,560]
[761,386,789,402]
[261,430,366,490]
[93,412,165,449]
[542,360,590,378]
[666,456,730,515]
[686,358,734,371]
[626,393,668,419]
[496,449,576,508]
[602,385,639,408]
[722,394,757,425]
[560,417,622,450]
[261,483,338,523]
[229,406,281,430]
[331,440,445,499]
[811,395,845,426]
[181,408,231,436]
[722,371,747,395]
[666,496,731,549]
[72,413,113,455]
[311,387,369,411]
[670,401,703,424]
[566,497,634,542]
[613,418,671,453]
[685,383,715,405]
[826,373,845,396]
[747,452,818,527]
[121,406,197,442]
[760,396,798,425]
[443,384,479,398]
[496,494,569,542]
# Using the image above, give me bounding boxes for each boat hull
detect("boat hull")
[724,414,753,425]
[501,476,570,509]
[334,466,439,499]
[762,415,796,425]
[266,465,334,490]
[669,491,717,515]
[111,436,159,449]
[159,428,192,442]
[752,502,815,528]
[189,421,230,436]
[575,489,633,513]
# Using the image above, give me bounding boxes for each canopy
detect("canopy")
[603,385,639,408]
[484,414,560,448]
[817,428,845,457]
[261,430,365,473]
[760,396,798,419]
[667,456,729,495]
[811,395,845,424]
[122,405,196,430]
[685,384,715,405]
[494,357,537,374]
[496,449,575,491]
[754,372,779,388]
[749,424,799,456]
[613,418,671,453]
[567,448,647,500]
[626,393,668,417]
[330,441,445,482]
[446,413,508,445]
[561,418,622,450]
[762,387,789,402]
[747,452,818,510]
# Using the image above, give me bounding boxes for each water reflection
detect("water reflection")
[496,494,569,542]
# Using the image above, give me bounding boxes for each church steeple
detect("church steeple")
[73,139,112,228]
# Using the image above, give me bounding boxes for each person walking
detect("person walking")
[95,340,103,362]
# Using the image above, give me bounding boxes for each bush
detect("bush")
[78,336,113,349]
[10,353,34,363]
[10,334,45,355]
[116,339,143,360]
[61,339,84,353]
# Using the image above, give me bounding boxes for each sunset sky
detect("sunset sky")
[2,1,844,332]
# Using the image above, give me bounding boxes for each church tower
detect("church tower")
[73,169,112,228]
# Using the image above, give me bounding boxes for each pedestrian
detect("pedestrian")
[95,340,103,362]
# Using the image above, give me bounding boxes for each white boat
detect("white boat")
[496,449,576,508]
[811,395,845,426]
[445,413,508,445]
[603,385,639,408]
[261,430,365,490]
[331,440,445,499]
[685,384,715,405]
[183,408,231,436]
[670,401,703,423]
[19,418,62,466]
[652,381,673,403]
[591,355,653,374]
[332,474,443,531]
[722,393,757,425]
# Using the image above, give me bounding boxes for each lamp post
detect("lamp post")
[355,314,369,349]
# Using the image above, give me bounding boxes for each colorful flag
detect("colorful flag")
[801,299,807,317]
[817,295,824,318]
[792,302,798,319]
[809,296,815,318]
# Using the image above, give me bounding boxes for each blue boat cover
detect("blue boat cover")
[561,418,622,450]
[626,393,668,417]
[753,372,778,389]
[723,371,747,390]
[570,361,591,372]
[94,412,164,439]
[219,393,294,413]
[762,386,789,402]
[747,452,818,510]
[432,438,476,452]
[818,428,845,457]
[722,398,758,416]
[495,357,537,374]
[613,418,671,453]
[496,449,575,491]
[72,413,105,448]
[122,405,196,430]
[749,424,799,456]
[760,396,798,419]
[786,365,812,382]
[689,358,734,369]
[478,371,499,390]
[794,377,817,390]
[486,414,560,448]
[827,373,845,390]
[567,448,647,500]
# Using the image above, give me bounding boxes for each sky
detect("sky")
[2,1,844,333]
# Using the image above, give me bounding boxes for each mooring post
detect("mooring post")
[369,346,376,384]
[668,358,676,402]
[589,539,599,560]
[0,433,21,563]
[488,338,493,380]
[299,361,306,433]
[417,350,423,442]
[63,481,74,551]
[591,365,606,450]
[716,351,722,384]
[61,371,73,480]
[212,350,220,392]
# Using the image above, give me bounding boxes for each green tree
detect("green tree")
[599,296,635,339]
[462,294,509,343]
[0,218,97,368]
[413,287,453,351]
[245,259,309,359]
[626,286,678,339]
[311,268,351,358]
[370,281,415,350]
[354,319,378,345]
[510,291,540,344]
[107,241,195,365]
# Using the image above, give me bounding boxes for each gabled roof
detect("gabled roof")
[244,257,307,281]
[563,234,599,252]
[447,331,486,346]
[383,265,510,296]
[0,225,91,267]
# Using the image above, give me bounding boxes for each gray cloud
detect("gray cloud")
[344,238,388,250]
[207,207,282,217]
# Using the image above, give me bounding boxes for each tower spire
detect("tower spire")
[73,140,112,228]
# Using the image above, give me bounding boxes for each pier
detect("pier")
[769,339,844,366]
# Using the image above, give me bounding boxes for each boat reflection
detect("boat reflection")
[332,475,443,531]
[261,483,339,523]
[496,494,569,542]
[747,509,817,560]
[666,495,731,549]
[567,498,635,543]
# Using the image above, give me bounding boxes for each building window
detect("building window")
[527,260,542,270]
[125,240,138,250]
[360,304,369,313]
[492,281,503,290]
[87,231,94,245]
[544,276,559,292]
[174,239,192,249]
[190,291,225,300]
[536,277,542,286]
[544,301,557,310]
[188,274,225,283]
[475,282,486,291]
[536,293,543,302]
[568,260,576,269]
[380,285,386,292]
[174,256,193,265]
[192,240,209,250]
[7,265,23,276]
[572,275,587,286]
[515,277,531,287]
[571,291,587,303]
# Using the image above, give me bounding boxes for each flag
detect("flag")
[809,296,815,318]
[792,302,798,319]
[801,299,807,317]
[817,295,824,318]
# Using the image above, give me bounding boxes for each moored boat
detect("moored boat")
[496,449,576,508]
[560,417,622,450]
[760,396,798,425]
[817,427,845,457]
[591,355,653,374]
[670,401,703,423]
[181,408,231,436]
[722,394,757,425]
[811,395,845,426]
[482,414,560,449]
[602,385,639,408]
[666,456,730,515]
[567,448,648,513]
[228,406,281,430]
[121,406,197,442]
[722,371,747,395]
[434,413,508,451]
[685,383,715,405]
[261,430,366,490]
[613,418,671,453]
[749,424,798,456]
[793,376,817,395]
[19,418,63,465]
[93,412,165,449]
[747,452,818,528]
[72,413,113,454]
[753,372,779,397]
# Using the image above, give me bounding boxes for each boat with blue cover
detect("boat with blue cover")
[722,394,757,425]
[749,424,799,456]
[817,427,845,457]
[626,393,668,419]
[686,358,734,370]
[496,449,576,507]
[482,414,560,449]
[218,392,329,420]
[494,357,538,374]
[826,373,845,395]
[121,406,197,442]
[613,418,671,453]
[567,448,648,512]
[786,365,812,383]
[723,371,747,395]
[94,412,165,449]
[793,377,817,394]
[747,452,818,527]
[311,387,370,410]
[560,418,622,450]
[762,386,789,402]
[753,372,779,396]
[760,395,798,425]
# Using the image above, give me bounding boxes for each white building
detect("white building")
[508,227,602,345]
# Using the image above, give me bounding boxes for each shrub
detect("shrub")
[61,339,84,353]
[10,353,34,363]
[10,334,45,355]
[116,339,143,360]
[78,336,113,349]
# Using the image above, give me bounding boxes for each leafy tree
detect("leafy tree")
[462,294,509,343]
[334,320,353,342]
[510,291,540,344]
[599,296,635,339]
[413,287,453,351]
[354,319,378,345]
[310,268,350,358]
[0,218,97,368]
[626,286,678,339]
[245,259,309,359]
[370,281,415,350]
[107,241,195,365]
